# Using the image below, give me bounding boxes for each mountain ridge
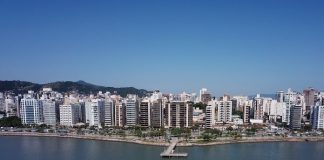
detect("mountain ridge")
[0,80,150,97]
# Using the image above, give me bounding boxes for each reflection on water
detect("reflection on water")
[1,136,324,160]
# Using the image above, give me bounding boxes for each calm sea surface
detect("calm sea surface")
[1,136,324,160]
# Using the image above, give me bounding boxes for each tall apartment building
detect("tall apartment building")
[42,100,57,126]
[276,91,285,103]
[150,99,163,128]
[20,95,42,125]
[304,88,317,113]
[304,88,316,106]
[59,104,81,126]
[217,99,232,123]
[114,101,125,127]
[165,101,193,128]
[243,105,251,124]
[139,99,150,127]
[284,89,297,125]
[125,95,138,127]
[85,99,105,127]
[199,88,208,102]
[231,96,248,112]
[138,98,163,128]
[201,93,212,105]
[0,92,4,112]
[104,98,115,127]
[253,95,263,120]
[5,96,17,117]
[312,105,324,129]
[15,95,22,118]
[205,102,216,128]
[269,101,286,122]
[290,105,302,130]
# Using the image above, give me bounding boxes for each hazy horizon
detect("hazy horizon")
[0,79,318,97]
[1,1,323,95]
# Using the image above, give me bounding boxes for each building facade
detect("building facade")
[217,100,232,123]
[104,98,115,127]
[20,96,42,125]
[290,105,302,130]
[165,101,193,128]
[42,100,57,126]
[59,104,80,126]
[125,95,138,127]
[312,105,324,129]
[85,99,104,127]
[150,99,163,128]
[205,102,216,128]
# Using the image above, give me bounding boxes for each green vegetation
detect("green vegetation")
[246,125,263,135]
[193,102,207,110]
[0,116,23,127]
[232,110,243,119]
[170,128,191,138]
[201,129,222,141]
[202,133,212,142]
[0,80,149,97]
[35,124,50,133]
[205,128,222,136]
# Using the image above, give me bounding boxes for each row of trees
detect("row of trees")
[0,116,23,127]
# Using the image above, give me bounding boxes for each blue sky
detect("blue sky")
[0,0,323,96]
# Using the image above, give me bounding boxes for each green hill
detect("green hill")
[0,80,150,97]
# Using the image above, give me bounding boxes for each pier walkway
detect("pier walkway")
[160,138,188,158]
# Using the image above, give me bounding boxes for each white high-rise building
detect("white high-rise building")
[42,100,57,126]
[104,98,115,127]
[269,101,287,122]
[60,104,80,126]
[284,88,297,125]
[253,94,263,120]
[85,99,105,127]
[217,96,232,123]
[276,91,285,103]
[312,105,324,129]
[5,96,17,117]
[0,92,4,112]
[205,101,216,128]
[199,88,208,101]
[232,96,249,111]
[115,101,124,127]
[125,95,138,127]
[20,95,42,125]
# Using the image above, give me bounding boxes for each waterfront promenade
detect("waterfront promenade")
[1,131,324,147]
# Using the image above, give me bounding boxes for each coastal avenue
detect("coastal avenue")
[160,138,188,158]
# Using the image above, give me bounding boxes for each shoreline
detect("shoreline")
[1,132,324,147]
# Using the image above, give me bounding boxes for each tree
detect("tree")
[193,102,207,111]
[205,129,222,138]
[117,130,126,137]
[226,126,233,132]
[134,128,142,137]
[170,128,182,137]
[232,110,243,119]
[202,133,212,142]
[0,116,23,127]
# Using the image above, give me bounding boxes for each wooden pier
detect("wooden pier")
[160,138,188,158]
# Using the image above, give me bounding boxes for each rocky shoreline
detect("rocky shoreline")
[1,132,324,147]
